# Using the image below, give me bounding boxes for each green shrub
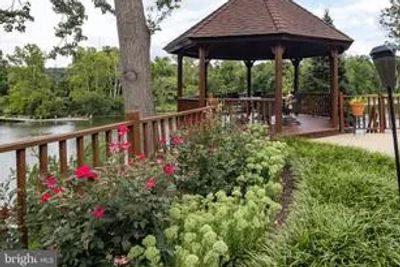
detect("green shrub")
[174,122,249,196]
[26,140,178,266]
[175,122,286,196]
[237,127,287,188]
[130,186,281,267]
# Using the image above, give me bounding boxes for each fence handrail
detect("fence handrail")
[221,98,275,102]
[0,107,211,153]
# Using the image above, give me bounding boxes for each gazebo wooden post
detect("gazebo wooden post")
[272,45,285,133]
[198,46,207,107]
[244,60,255,97]
[205,59,210,98]
[291,58,301,93]
[329,48,339,128]
[177,54,183,98]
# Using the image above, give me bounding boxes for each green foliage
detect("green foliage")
[152,57,177,108]
[0,1,33,32]
[69,47,121,98]
[208,61,246,96]
[380,0,400,45]
[245,140,400,267]
[1,0,180,56]
[1,118,289,266]
[175,122,287,197]
[174,122,250,196]
[345,55,381,95]
[164,187,280,267]
[27,151,177,266]
[6,44,68,118]
[0,50,8,96]
[68,47,123,116]
[2,45,124,118]
[349,96,367,105]
[237,126,287,188]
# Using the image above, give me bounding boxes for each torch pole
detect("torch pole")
[387,85,400,197]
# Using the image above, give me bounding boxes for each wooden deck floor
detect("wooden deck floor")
[276,115,338,138]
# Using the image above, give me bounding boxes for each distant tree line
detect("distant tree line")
[0,44,123,118]
[0,43,384,119]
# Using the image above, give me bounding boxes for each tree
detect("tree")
[1,0,182,116]
[0,50,8,96]
[345,56,380,95]
[6,44,67,118]
[68,47,123,116]
[208,61,246,96]
[381,0,400,45]
[301,10,348,93]
[151,56,176,110]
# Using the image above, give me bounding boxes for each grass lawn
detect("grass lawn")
[245,139,400,267]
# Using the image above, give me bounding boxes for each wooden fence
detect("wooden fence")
[340,93,394,133]
[0,106,213,248]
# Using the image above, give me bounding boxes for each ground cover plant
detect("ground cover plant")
[245,140,400,267]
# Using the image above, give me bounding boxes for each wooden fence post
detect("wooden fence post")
[379,93,386,133]
[339,92,345,133]
[16,149,28,248]
[126,111,142,156]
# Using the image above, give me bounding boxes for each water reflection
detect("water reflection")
[0,117,123,184]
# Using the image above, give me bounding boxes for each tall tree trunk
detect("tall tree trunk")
[114,0,155,116]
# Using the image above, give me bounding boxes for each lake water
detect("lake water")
[0,117,124,184]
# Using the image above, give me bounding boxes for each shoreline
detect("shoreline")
[0,116,91,123]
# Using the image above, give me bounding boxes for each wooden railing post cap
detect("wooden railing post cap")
[125,110,141,120]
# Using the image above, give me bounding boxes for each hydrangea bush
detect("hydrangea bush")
[129,186,281,267]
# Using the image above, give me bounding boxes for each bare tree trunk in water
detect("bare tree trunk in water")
[114,0,155,116]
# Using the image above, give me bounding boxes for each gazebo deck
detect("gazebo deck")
[277,115,338,138]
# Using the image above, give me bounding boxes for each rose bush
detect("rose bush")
[26,126,180,267]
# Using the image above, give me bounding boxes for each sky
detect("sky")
[0,0,392,67]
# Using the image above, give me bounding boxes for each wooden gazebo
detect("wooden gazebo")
[164,0,353,133]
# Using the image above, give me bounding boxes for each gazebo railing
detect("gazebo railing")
[296,93,331,117]
[220,98,275,125]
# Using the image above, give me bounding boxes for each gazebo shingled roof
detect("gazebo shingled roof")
[164,0,353,60]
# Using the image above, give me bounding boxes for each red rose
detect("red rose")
[163,164,176,176]
[41,192,52,203]
[117,125,129,136]
[52,187,65,195]
[45,176,57,189]
[120,142,131,151]
[91,207,105,219]
[145,178,157,190]
[109,142,120,153]
[74,165,98,180]
[171,136,184,145]
[128,158,134,166]
[136,154,146,161]
[159,137,167,145]
[156,155,164,165]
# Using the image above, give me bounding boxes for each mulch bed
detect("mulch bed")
[274,165,296,226]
